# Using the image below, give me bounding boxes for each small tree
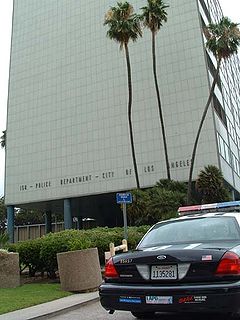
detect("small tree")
[187,17,240,203]
[128,180,186,225]
[196,165,230,204]
[127,189,151,225]
[148,187,185,221]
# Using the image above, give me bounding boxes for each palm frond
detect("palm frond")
[205,17,240,60]
[104,2,142,49]
[140,0,169,34]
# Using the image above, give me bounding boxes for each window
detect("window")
[139,217,240,247]
[213,94,227,127]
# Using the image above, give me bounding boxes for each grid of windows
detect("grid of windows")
[5,0,240,206]
[199,0,240,181]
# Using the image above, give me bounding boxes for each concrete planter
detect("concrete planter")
[57,247,102,292]
[0,251,20,288]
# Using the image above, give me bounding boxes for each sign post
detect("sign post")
[116,193,132,240]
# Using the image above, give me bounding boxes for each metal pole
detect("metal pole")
[123,203,128,240]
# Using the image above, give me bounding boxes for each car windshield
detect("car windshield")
[138,217,240,248]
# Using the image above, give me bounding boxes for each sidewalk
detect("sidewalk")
[0,291,99,320]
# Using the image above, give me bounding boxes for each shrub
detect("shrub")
[8,226,150,277]
[40,230,80,277]
[83,227,123,264]
[13,238,44,275]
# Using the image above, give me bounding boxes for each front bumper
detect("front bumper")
[99,281,240,314]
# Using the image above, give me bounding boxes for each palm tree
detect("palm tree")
[140,0,170,180]
[196,165,230,203]
[0,130,6,149]
[104,2,142,189]
[187,17,240,204]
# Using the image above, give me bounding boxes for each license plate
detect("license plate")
[146,296,173,304]
[151,265,177,280]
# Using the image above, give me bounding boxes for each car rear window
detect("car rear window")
[139,217,240,248]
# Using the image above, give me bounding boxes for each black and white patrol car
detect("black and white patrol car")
[99,201,240,319]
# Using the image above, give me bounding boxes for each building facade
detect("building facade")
[5,0,240,237]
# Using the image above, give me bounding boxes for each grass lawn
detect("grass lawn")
[0,283,72,315]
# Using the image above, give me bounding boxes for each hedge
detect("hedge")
[8,226,150,278]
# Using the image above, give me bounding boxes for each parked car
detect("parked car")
[99,201,240,319]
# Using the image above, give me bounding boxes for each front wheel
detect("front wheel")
[131,311,155,319]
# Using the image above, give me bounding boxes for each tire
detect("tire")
[131,311,155,319]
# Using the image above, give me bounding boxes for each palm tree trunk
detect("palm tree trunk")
[124,42,140,189]
[152,31,171,180]
[187,59,221,204]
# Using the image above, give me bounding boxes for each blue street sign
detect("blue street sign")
[116,192,132,204]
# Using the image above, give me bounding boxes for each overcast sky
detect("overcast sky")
[0,0,240,198]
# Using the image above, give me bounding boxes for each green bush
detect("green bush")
[40,230,82,277]
[0,232,9,249]
[83,227,123,264]
[12,238,44,275]
[8,226,150,277]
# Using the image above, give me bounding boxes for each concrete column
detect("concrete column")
[7,205,14,243]
[64,199,72,229]
[45,211,52,234]
[78,215,83,230]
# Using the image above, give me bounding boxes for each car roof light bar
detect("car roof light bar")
[178,200,240,216]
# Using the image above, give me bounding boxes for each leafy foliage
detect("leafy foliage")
[14,238,44,275]
[127,189,151,225]
[104,2,142,50]
[155,179,187,193]
[148,187,185,220]
[128,180,186,225]
[0,232,9,249]
[205,17,240,60]
[8,226,150,277]
[196,165,230,204]
[140,0,168,34]
[15,208,45,226]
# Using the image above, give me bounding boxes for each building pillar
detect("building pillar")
[45,211,52,234]
[77,214,83,230]
[7,205,14,243]
[64,199,72,229]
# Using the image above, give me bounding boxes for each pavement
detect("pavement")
[0,290,99,320]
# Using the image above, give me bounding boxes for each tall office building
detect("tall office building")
[5,0,240,231]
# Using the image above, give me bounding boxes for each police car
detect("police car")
[99,201,240,319]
